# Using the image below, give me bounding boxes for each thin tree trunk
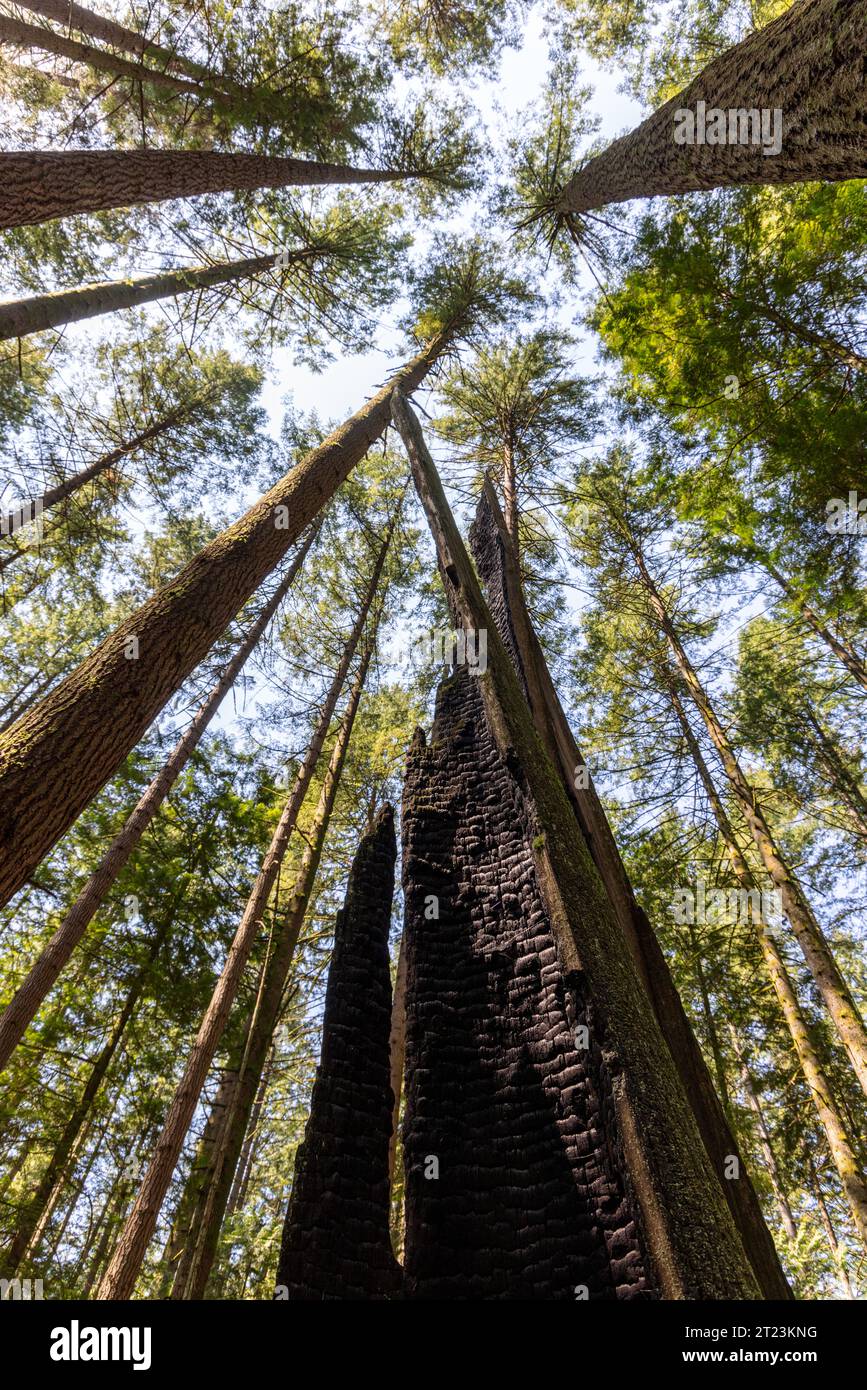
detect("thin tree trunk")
[224,1045,273,1218]
[182,638,378,1302]
[763,558,867,694]
[0,330,450,912]
[95,539,388,1300]
[556,0,867,217]
[1,899,177,1274]
[12,0,216,81]
[727,1025,799,1242]
[0,530,316,1071]
[629,535,867,1099]
[689,930,733,1120]
[472,476,790,1299]
[799,707,867,840]
[0,248,318,341]
[164,1065,239,1298]
[1,396,206,543]
[809,1155,857,1298]
[0,13,240,102]
[745,296,867,375]
[668,679,867,1248]
[501,440,519,556]
[387,933,407,1187]
[0,149,414,230]
[392,391,763,1299]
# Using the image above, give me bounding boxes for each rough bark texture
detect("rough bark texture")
[392,391,761,1299]
[12,0,213,77]
[469,481,791,1299]
[0,251,311,341]
[558,0,867,215]
[401,667,654,1299]
[0,334,448,913]
[276,805,401,1300]
[0,14,229,102]
[0,150,408,230]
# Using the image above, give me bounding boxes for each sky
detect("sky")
[256,6,644,438]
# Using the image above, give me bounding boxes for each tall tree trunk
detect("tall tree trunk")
[392,391,763,1299]
[387,933,406,1188]
[470,477,790,1299]
[0,13,237,104]
[1,395,207,544]
[0,149,414,230]
[224,1045,273,1219]
[556,0,867,217]
[727,1025,799,1242]
[182,639,377,1302]
[809,1155,858,1298]
[12,0,216,81]
[689,928,733,1120]
[177,547,394,1301]
[668,679,867,1248]
[0,330,450,912]
[0,248,318,341]
[163,1065,239,1298]
[744,296,867,375]
[799,707,867,841]
[762,558,867,693]
[95,539,387,1300]
[501,440,519,556]
[1,890,180,1274]
[0,530,316,1071]
[629,534,867,1099]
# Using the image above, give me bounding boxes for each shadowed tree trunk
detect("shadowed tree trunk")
[392,391,762,1299]
[177,594,388,1301]
[387,933,407,1187]
[469,478,790,1299]
[0,13,238,105]
[0,150,417,230]
[556,0,867,217]
[628,532,867,1100]
[0,248,319,342]
[275,805,401,1300]
[95,542,387,1300]
[668,678,867,1248]
[727,1024,798,1243]
[0,529,317,1071]
[12,0,216,80]
[0,329,451,913]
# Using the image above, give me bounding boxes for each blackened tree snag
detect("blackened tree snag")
[401,668,654,1299]
[275,805,401,1300]
[391,391,761,1299]
[468,480,791,1300]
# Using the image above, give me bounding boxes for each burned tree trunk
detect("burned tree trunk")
[275,806,401,1300]
[468,480,791,1299]
[391,391,762,1299]
[401,667,653,1299]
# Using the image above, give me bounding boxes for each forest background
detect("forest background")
[0,0,864,1301]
